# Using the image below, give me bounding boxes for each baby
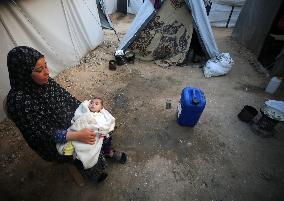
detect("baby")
[56,98,115,169]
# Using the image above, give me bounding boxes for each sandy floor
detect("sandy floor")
[0,13,284,201]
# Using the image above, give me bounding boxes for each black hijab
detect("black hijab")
[6,46,80,162]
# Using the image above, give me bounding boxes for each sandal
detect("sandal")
[97,172,108,183]
[106,150,127,164]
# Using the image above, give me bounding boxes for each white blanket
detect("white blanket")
[70,100,115,136]
[57,100,115,169]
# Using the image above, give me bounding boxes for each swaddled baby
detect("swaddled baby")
[56,98,115,169]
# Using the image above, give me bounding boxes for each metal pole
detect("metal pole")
[226,5,235,28]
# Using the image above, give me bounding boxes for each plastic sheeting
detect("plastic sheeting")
[98,0,115,29]
[103,0,144,15]
[127,0,144,14]
[272,47,284,77]
[118,0,219,58]
[117,0,156,50]
[233,0,283,56]
[209,3,242,27]
[104,0,117,14]
[0,0,104,120]
[212,0,246,6]
[186,0,219,58]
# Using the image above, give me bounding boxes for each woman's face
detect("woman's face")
[31,57,49,85]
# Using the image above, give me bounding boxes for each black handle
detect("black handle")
[192,89,199,105]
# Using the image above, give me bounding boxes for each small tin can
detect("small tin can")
[166,99,172,109]
[109,60,116,71]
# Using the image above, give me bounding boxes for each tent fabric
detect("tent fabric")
[186,0,219,58]
[97,0,115,29]
[117,0,156,50]
[212,0,246,6]
[233,0,283,56]
[272,47,284,77]
[0,0,105,120]
[104,0,117,14]
[209,3,242,27]
[118,0,219,59]
[127,0,145,14]
[128,0,193,65]
[103,0,144,15]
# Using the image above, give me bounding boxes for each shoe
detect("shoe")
[125,50,135,64]
[106,150,127,164]
[97,172,108,183]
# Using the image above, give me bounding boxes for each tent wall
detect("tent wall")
[0,0,104,120]
[104,0,117,14]
[127,0,144,14]
[97,0,114,29]
[272,47,284,77]
[186,0,219,58]
[233,0,283,56]
[209,3,243,27]
[118,0,219,59]
[128,0,193,65]
[212,0,245,6]
[117,0,156,50]
[104,0,144,15]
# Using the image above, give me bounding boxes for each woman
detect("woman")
[6,46,126,183]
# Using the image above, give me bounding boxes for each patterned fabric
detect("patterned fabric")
[129,0,193,65]
[6,46,80,162]
[129,16,164,57]
[170,0,186,8]
[203,0,212,7]
[54,129,68,144]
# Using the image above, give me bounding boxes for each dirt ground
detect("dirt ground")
[0,14,284,201]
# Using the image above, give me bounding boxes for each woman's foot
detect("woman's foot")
[106,149,127,164]
[97,172,108,183]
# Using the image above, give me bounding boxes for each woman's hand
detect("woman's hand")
[77,128,97,144]
[66,128,96,144]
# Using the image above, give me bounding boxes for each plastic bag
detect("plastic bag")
[265,100,284,114]
[203,53,234,78]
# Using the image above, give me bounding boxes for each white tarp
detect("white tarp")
[98,0,115,29]
[104,0,144,15]
[212,0,246,6]
[127,0,144,14]
[104,0,117,14]
[186,0,219,58]
[209,0,246,27]
[117,0,155,50]
[0,0,104,120]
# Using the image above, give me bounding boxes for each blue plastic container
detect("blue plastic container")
[177,87,206,127]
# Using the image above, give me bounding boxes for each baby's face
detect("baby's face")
[89,99,103,112]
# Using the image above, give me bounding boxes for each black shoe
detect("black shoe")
[106,150,127,164]
[97,172,108,183]
[119,152,127,164]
